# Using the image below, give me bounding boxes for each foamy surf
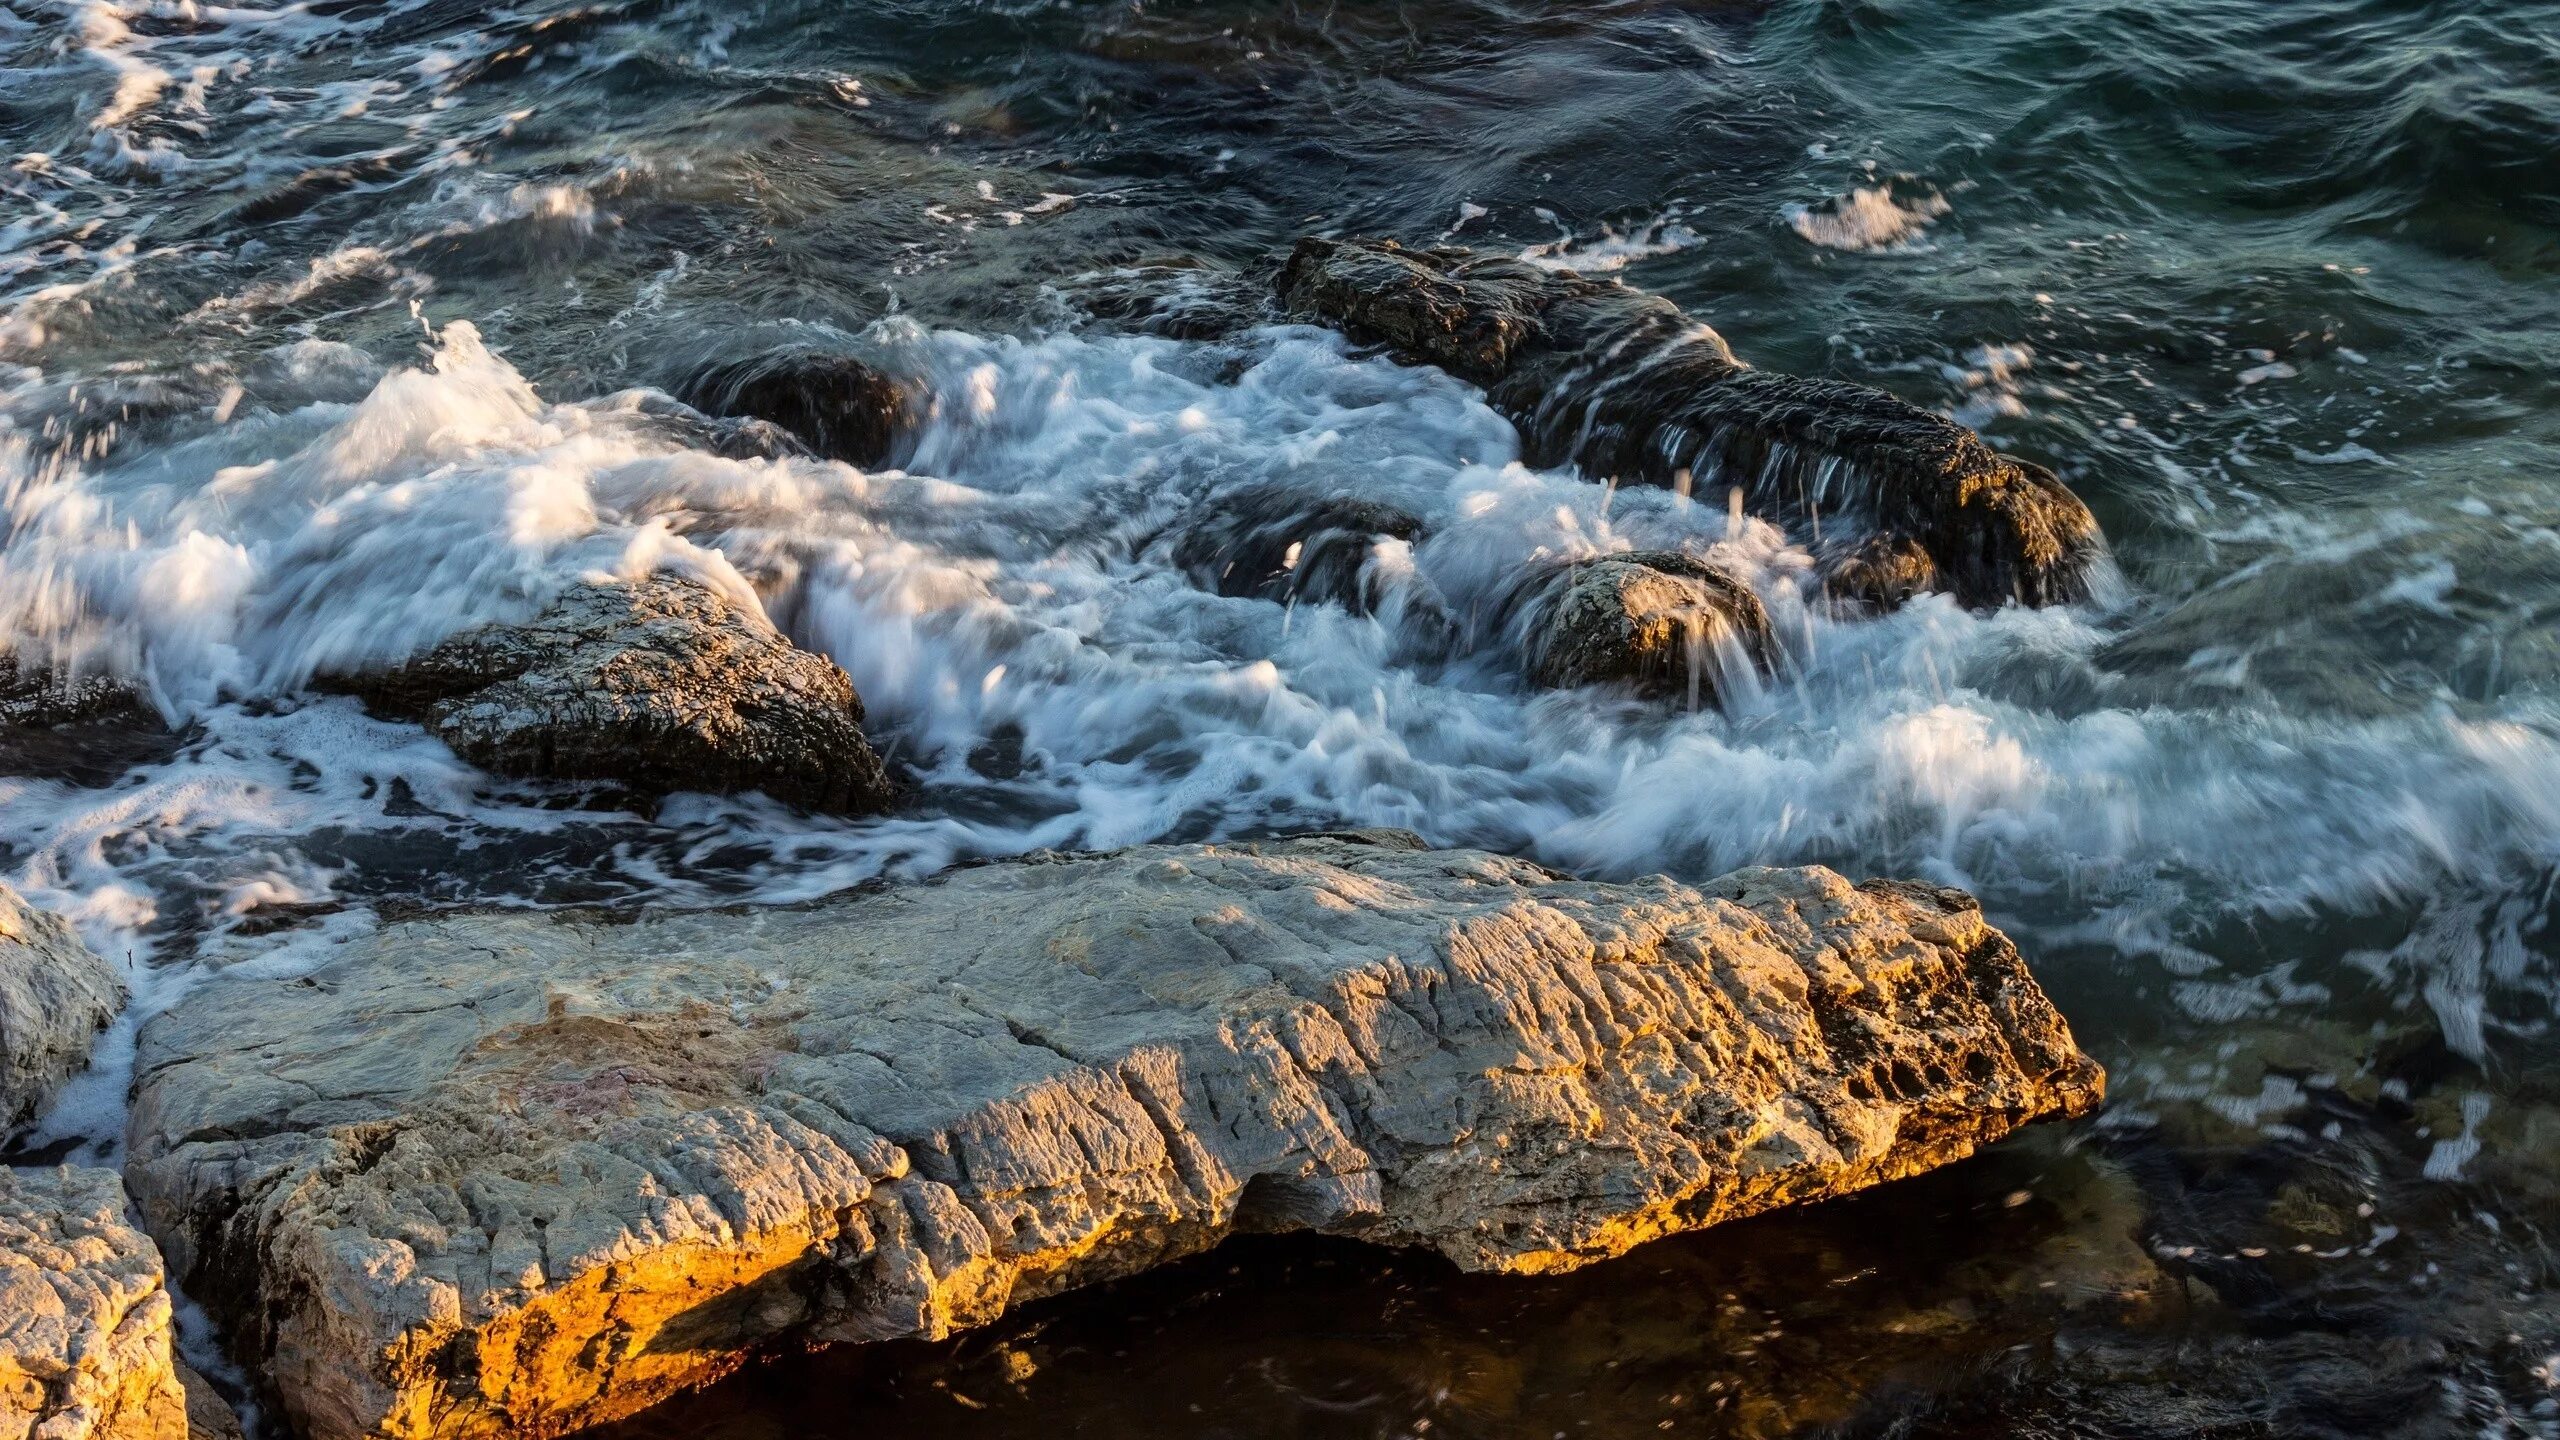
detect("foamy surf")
[7,315,2560,1164]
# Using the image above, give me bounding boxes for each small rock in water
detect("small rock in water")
[1819,533,1940,614]
[676,351,918,469]
[0,882,122,1133]
[124,831,2100,1440]
[1277,237,2103,610]
[1522,550,1776,704]
[341,573,896,815]
[1167,489,1430,615]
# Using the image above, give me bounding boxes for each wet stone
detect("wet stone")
[339,572,896,815]
[0,882,121,1135]
[1521,550,1778,705]
[1166,489,1429,615]
[676,352,918,469]
[1277,237,2104,610]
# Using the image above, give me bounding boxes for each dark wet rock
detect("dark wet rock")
[343,573,895,815]
[0,658,179,786]
[607,391,817,463]
[1167,490,1428,614]
[1522,551,1777,703]
[0,657,151,732]
[1277,238,2103,609]
[0,883,120,1134]
[1820,533,1940,613]
[675,352,918,469]
[123,831,2100,1440]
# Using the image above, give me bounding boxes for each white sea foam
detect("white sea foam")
[8,318,2560,1158]
[1783,183,1953,252]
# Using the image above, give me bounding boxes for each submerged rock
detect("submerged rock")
[675,352,917,469]
[0,883,120,1133]
[124,831,2100,1440]
[1277,238,2103,609]
[1522,551,1777,704]
[1,1167,190,1440]
[0,657,176,786]
[345,573,894,815]
[1167,490,1429,614]
[1059,263,1268,342]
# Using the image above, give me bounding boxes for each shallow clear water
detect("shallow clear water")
[4,0,2559,1434]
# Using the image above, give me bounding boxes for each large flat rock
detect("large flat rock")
[1,1167,188,1440]
[124,832,2101,1440]
[1,884,122,1132]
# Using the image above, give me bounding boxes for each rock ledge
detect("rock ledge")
[127,832,2100,1440]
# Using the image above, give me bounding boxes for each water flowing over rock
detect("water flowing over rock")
[1,1167,189,1440]
[122,831,2100,1440]
[0,658,150,733]
[0,657,176,787]
[341,574,894,815]
[675,353,917,469]
[0,884,121,1133]
[1166,490,1430,615]
[1276,238,2103,609]
[1521,551,1777,705]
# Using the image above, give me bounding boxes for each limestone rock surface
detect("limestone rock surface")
[125,832,2101,1440]
[1522,551,1776,704]
[1277,238,2103,609]
[1,1167,188,1440]
[0,885,121,1132]
[346,574,894,815]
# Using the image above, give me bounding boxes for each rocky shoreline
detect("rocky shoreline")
[6,834,2098,1440]
[3,245,2113,1439]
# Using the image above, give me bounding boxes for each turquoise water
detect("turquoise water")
[5,0,2560,1433]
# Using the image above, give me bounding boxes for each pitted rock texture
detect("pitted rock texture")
[1522,551,1777,704]
[346,574,894,815]
[1,1167,188,1440]
[0,884,121,1132]
[124,832,2098,1440]
[1277,238,2103,609]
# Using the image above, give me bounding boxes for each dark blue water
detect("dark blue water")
[5,0,2560,1434]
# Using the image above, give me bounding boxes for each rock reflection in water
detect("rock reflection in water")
[597,988,2560,1440]
[597,1137,2167,1440]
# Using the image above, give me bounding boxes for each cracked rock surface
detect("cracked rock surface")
[1,1167,189,1440]
[1277,238,2104,609]
[344,573,894,815]
[0,884,121,1133]
[124,831,2100,1440]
